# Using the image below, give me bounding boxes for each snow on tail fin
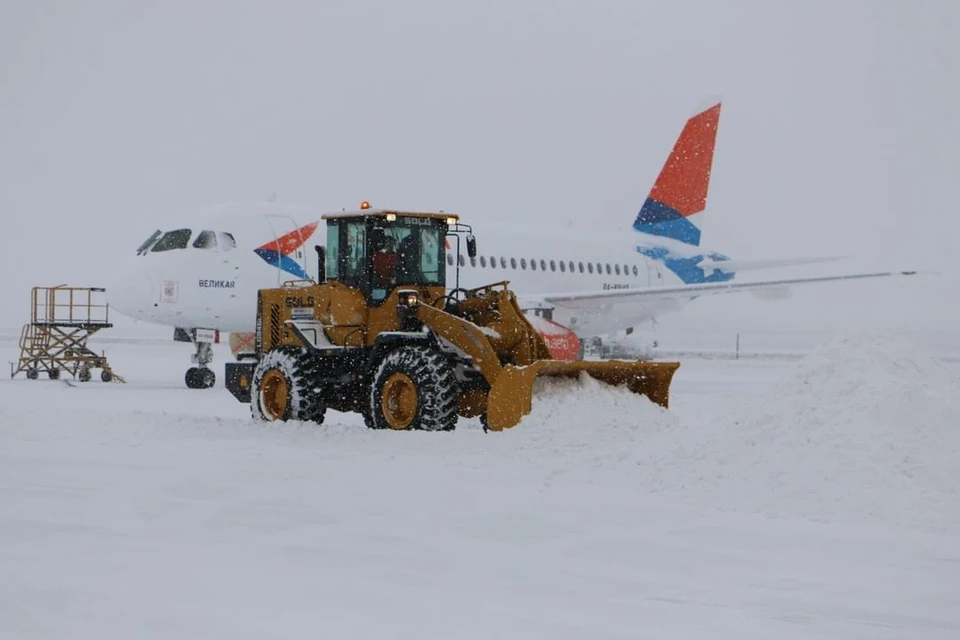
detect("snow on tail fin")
[633,102,721,247]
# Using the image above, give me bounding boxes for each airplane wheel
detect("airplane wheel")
[26,367,38,380]
[101,370,113,382]
[185,367,216,389]
[199,367,216,389]
[48,369,60,380]
[78,368,92,382]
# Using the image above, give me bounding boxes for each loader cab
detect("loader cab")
[321,209,453,304]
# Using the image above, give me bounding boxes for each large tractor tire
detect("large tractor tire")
[250,346,326,424]
[369,345,459,432]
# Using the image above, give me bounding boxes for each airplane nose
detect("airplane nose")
[107,268,156,319]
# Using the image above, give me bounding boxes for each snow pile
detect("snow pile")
[515,373,680,453]
[690,331,960,531]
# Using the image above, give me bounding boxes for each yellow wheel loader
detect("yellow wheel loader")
[225,206,679,431]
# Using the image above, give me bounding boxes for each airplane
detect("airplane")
[108,101,917,388]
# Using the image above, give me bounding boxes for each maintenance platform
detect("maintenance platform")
[10,285,124,383]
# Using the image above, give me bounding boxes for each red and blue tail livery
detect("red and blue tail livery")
[254,221,319,279]
[633,102,721,247]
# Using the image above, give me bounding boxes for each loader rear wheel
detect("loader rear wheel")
[251,346,326,424]
[369,345,458,432]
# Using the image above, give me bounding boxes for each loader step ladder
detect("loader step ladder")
[9,285,125,383]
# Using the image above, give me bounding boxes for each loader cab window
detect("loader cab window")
[341,221,367,285]
[369,226,398,301]
[325,222,340,280]
[328,215,446,304]
[392,218,445,287]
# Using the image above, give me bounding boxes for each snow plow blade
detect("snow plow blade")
[484,359,680,432]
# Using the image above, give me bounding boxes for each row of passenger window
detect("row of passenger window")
[137,229,238,255]
[446,253,642,277]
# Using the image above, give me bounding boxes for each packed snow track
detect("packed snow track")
[2,332,958,639]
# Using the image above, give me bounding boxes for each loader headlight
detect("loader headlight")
[398,290,420,307]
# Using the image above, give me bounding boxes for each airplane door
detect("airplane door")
[264,214,311,284]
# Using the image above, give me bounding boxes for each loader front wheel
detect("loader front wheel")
[251,347,326,424]
[369,345,458,432]
[379,372,419,430]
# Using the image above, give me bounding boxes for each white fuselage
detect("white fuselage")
[108,204,687,339]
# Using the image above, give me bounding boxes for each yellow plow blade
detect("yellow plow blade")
[484,359,680,432]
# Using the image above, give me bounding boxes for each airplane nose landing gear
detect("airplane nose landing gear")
[185,339,216,389]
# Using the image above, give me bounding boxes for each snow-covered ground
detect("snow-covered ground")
[2,332,959,639]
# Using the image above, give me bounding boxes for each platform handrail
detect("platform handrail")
[30,285,111,326]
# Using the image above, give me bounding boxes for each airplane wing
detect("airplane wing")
[535,270,920,310]
[695,255,843,275]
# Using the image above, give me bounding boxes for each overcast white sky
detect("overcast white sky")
[1,0,957,335]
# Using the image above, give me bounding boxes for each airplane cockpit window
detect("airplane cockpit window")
[218,232,237,250]
[192,230,217,249]
[151,229,193,252]
[136,230,162,256]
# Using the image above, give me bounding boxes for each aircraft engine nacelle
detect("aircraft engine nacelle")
[524,314,581,361]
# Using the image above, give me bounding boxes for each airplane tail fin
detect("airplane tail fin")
[633,101,721,247]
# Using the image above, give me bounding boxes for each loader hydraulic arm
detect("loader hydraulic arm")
[413,301,504,385]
